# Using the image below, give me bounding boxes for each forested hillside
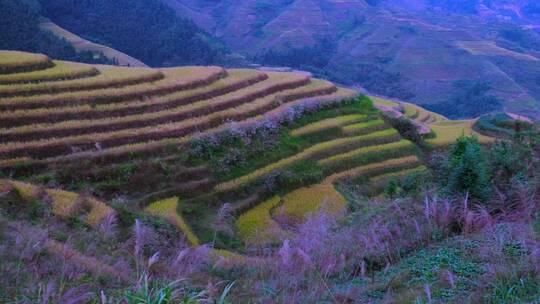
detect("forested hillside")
[38,0,231,67]
[0,0,113,64]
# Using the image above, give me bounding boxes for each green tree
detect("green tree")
[445,136,490,201]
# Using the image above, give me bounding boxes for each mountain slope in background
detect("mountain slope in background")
[162,0,540,119]
[0,0,114,65]
[39,19,148,67]
[38,0,243,67]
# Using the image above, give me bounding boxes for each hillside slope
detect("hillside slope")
[162,0,540,119]
[0,0,114,65]
[2,51,538,303]
[38,0,233,67]
[0,51,354,170]
[39,20,147,67]
[0,50,425,249]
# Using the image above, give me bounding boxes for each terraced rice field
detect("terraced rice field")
[145,197,200,245]
[0,51,52,74]
[0,51,355,168]
[235,196,285,245]
[402,102,447,124]
[232,183,349,245]
[1,51,428,249]
[280,184,347,221]
[223,108,423,245]
[0,61,99,84]
[371,95,446,125]
[371,96,495,146]
[0,179,114,228]
[427,120,495,146]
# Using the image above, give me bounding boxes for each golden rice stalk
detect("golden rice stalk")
[0,65,163,96]
[291,114,366,137]
[427,120,495,146]
[0,69,265,125]
[0,51,51,73]
[8,180,40,202]
[0,66,225,110]
[145,197,200,246]
[216,129,400,192]
[341,119,387,135]
[280,184,347,222]
[235,196,285,245]
[318,139,413,167]
[46,189,81,217]
[84,197,116,228]
[322,155,420,184]
[0,61,98,84]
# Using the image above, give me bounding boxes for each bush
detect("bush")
[443,136,490,201]
[386,116,422,144]
[475,113,535,138]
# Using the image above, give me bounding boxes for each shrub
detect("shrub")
[444,136,490,201]
[475,113,535,138]
[385,116,422,144]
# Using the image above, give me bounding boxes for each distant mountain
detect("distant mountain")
[39,19,148,67]
[38,0,242,67]
[0,0,114,65]
[162,0,540,119]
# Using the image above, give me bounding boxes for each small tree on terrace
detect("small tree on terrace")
[445,136,490,201]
